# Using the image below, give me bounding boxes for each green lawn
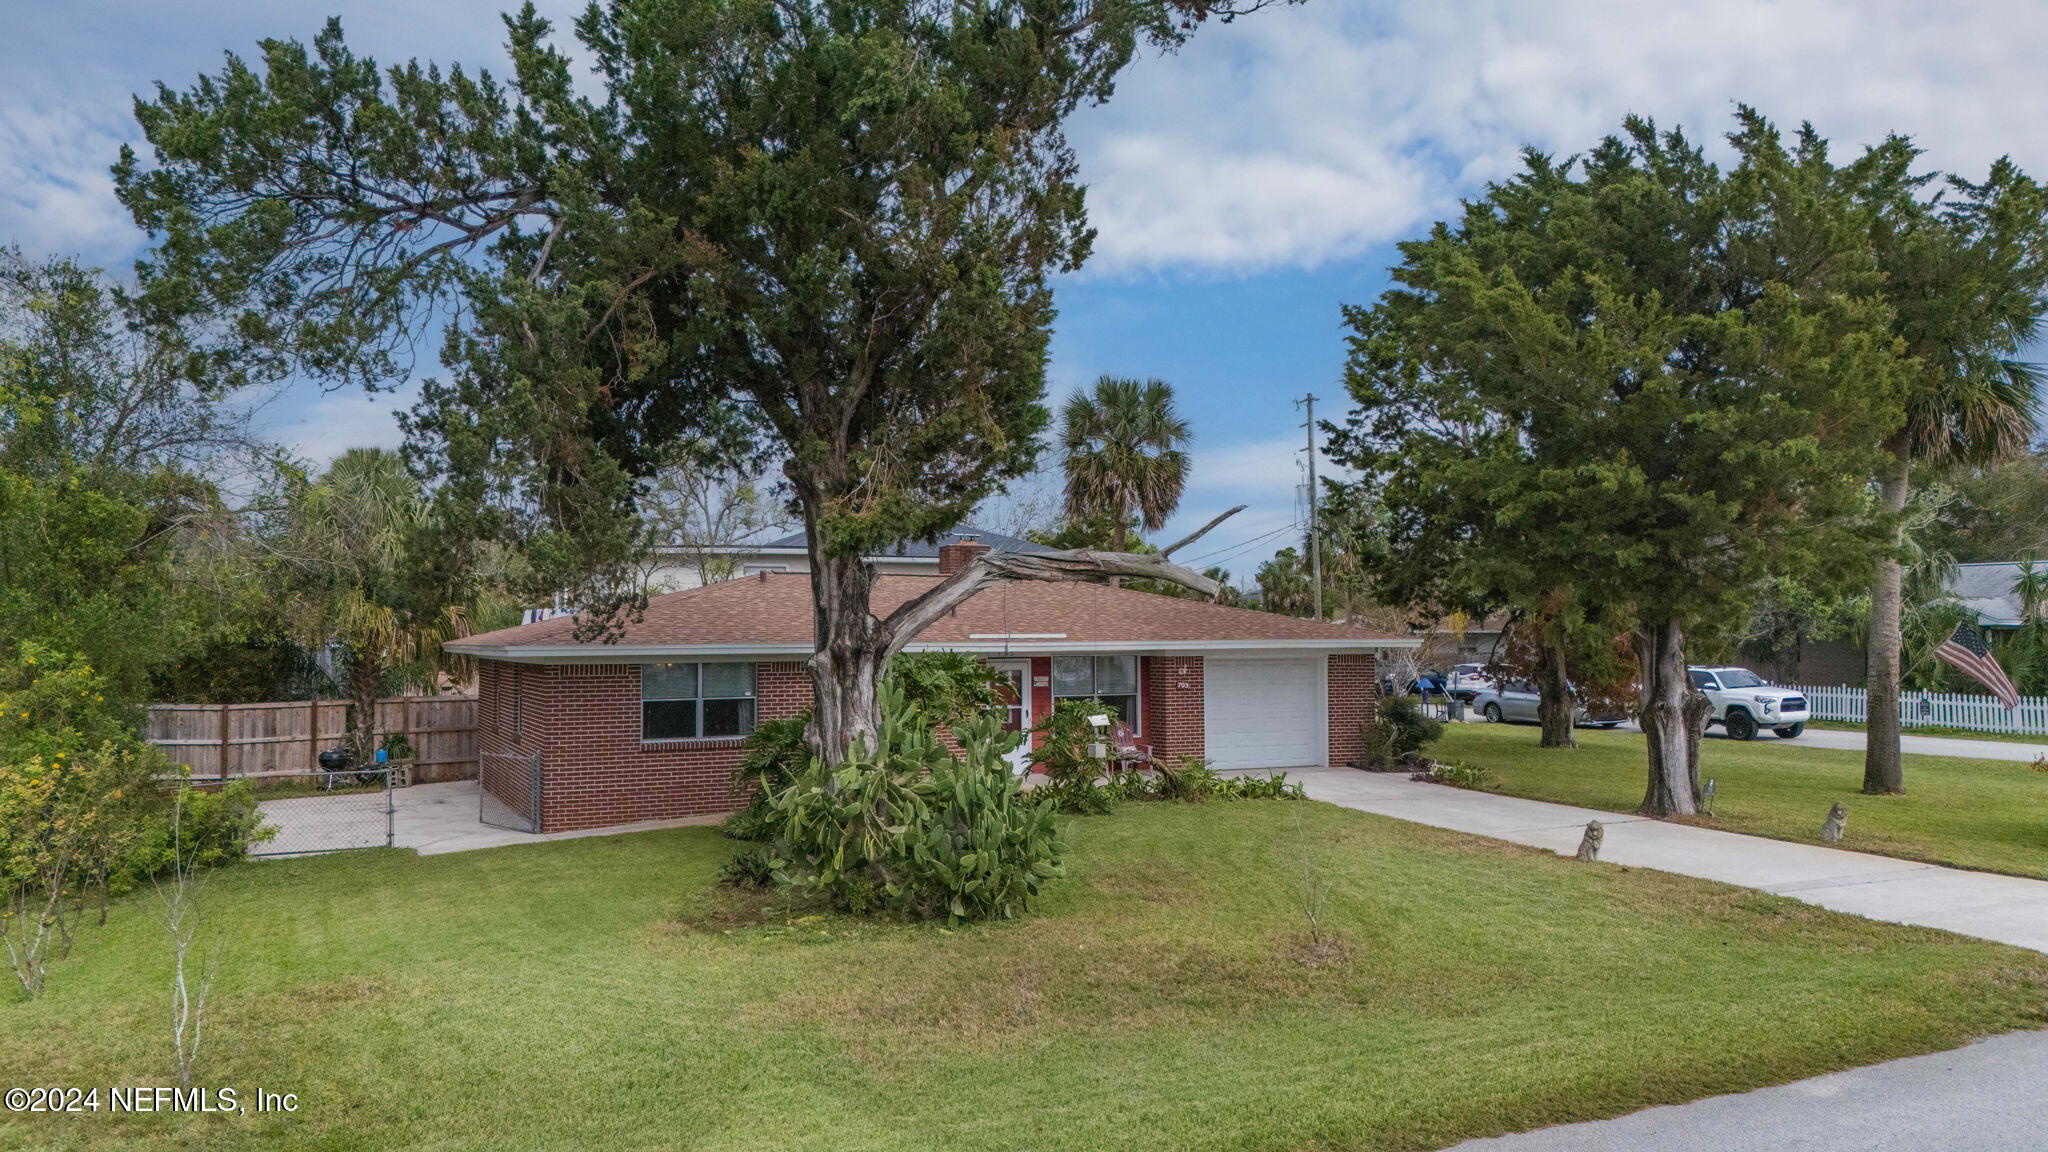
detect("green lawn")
[6,801,2046,1152]
[1437,723,2048,879]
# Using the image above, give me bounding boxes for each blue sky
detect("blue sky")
[5,0,2047,580]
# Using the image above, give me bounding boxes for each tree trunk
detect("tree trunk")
[1534,626,1577,749]
[345,649,382,764]
[804,547,889,764]
[1635,618,1707,816]
[1862,449,1910,795]
[798,508,1226,766]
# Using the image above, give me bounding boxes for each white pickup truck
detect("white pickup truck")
[1688,666,1808,740]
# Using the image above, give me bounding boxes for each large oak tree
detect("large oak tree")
[115,0,1277,760]
[1332,111,1905,815]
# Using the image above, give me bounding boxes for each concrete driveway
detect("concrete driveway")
[1292,767,2048,953]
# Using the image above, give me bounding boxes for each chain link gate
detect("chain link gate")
[247,768,396,856]
[479,750,543,833]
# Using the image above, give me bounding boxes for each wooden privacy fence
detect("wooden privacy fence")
[1788,684,2048,737]
[146,695,478,783]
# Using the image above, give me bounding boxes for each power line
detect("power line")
[1184,521,1296,564]
[1185,521,1301,568]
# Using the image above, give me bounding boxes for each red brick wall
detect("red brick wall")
[476,649,1365,831]
[513,660,814,832]
[1327,654,1379,767]
[1144,655,1205,764]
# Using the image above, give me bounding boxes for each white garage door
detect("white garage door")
[1203,657,1323,770]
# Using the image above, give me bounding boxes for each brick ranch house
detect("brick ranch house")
[446,542,1415,833]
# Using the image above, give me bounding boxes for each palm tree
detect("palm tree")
[1862,160,2048,795]
[1059,376,1192,559]
[280,449,510,762]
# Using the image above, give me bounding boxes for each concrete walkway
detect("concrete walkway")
[1445,1027,2048,1151]
[258,779,720,856]
[1292,767,2048,953]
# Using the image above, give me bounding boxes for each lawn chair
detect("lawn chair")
[1107,720,1155,771]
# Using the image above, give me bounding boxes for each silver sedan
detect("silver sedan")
[1469,679,1627,728]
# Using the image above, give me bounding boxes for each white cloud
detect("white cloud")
[265,387,414,466]
[1073,0,2048,273]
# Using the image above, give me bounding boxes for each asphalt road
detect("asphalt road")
[1587,718,2048,763]
[1446,1028,2048,1151]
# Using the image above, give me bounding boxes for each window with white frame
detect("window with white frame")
[1051,655,1139,730]
[642,663,757,740]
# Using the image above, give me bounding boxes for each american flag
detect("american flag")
[1934,620,2020,710]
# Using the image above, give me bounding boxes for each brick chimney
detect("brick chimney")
[937,536,990,576]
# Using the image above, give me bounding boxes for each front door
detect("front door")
[990,660,1034,773]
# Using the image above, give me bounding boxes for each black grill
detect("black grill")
[1782,696,1806,710]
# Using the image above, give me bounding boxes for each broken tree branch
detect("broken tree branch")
[1159,504,1246,558]
[879,547,1223,660]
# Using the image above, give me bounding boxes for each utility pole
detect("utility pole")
[1298,393,1323,620]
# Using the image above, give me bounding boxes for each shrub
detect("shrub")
[720,803,778,843]
[1026,698,1116,813]
[885,651,1009,728]
[1421,760,1492,790]
[717,846,778,889]
[767,685,1064,921]
[1151,757,1222,803]
[734,712,812,793]
[1026,699,1106,783]
[1216,773,1305,801]
[1359,693,1443,770]
[1038,775,1116,816]
[724,712,813,839]
[122,779,272,884]
[1098,766,1155,804]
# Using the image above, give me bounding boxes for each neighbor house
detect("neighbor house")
[1945,560,2047,632]
[647,525,1055,590]
[450,541,1414,833]
[521,525,1054,623]
[1744,560,2047,687]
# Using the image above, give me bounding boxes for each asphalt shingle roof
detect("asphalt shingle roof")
[1945,561,2047,628]
[450,573,1407,652]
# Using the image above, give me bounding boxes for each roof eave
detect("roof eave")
[444,636,1422,663]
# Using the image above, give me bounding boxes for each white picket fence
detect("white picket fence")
[1787,684,2048,736]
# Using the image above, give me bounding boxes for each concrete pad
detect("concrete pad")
[257,780,726,857]
[1293,767,2048,954]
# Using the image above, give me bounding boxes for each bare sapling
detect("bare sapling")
[155,792,224,1086]
[2,822,90,998]
[1290,808,1342,965]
